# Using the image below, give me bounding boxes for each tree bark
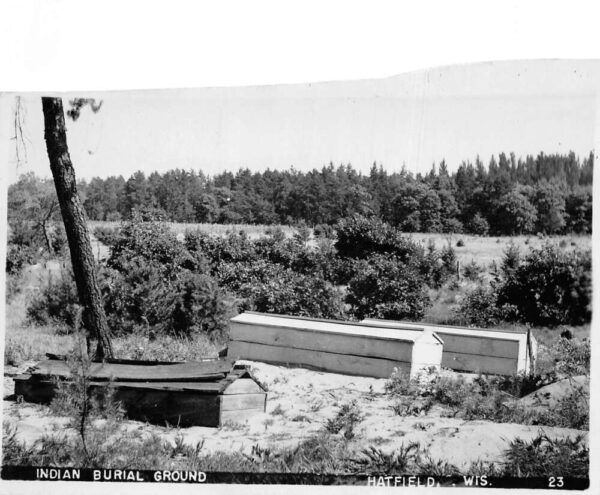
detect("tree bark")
[41,97,114,360]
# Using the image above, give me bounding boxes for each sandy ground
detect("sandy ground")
[2,360,587,470]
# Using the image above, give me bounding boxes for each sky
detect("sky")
[2,59,598,184]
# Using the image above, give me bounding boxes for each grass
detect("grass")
[89,220,298,240]
[384,353,590,431]
[3,422,587,477]
[4,325,219,367]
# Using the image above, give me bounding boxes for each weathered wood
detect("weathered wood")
[30,359,234,382]
[228,340,411,378]
[14,376,58,403]
[221,378,264,395]
[13,364,268,428]
[230,322,413,362]
[361,319,535,374]
[433,333,519,359]
[442,352,519,375]
[111,387,221,427]
[220,393,266,411]
[231,311,442,343]
[220,408,265,425]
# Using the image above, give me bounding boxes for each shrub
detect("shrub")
[248,268,346,319]
[462,260,483,281]
[94,226,119,246]
[497,245,591,326]
[500,241,521,278]
[466,213,489,235]
[26,267,79,331]
[102,261,232,338]
[442,218,464,234]
[108,215,197,274]
[346,254,431,321]
[502,434,588,477]
[313,223,336,239]
[334,215,422,263]
[324,401,364,439]
[6,244,38,275]
[456,285,503,327]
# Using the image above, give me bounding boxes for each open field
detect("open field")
[89,220,591,268]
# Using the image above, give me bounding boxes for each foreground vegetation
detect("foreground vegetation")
[2,421,588,477]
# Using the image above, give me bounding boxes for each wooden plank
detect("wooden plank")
[220,408,265,425]
[362,318,527,339]
[442,352,518,375]
[435,332,519,359]
[30,359,233,382]
[230,322,413,362]
[230,312,437,343]
[14,377,57,404]
[220,393,266,411]
[228,341,410,378]
[108,387,221,427]
[222,378,264,395]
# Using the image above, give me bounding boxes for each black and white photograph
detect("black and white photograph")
[0,2,597,493]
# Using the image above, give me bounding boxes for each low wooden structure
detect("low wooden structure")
[361,319,537,375]
[227,312,443,378]
[13,357,267,427]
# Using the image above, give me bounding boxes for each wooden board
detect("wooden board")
[228,340,410,378]
[109,387,221,427]
[14,376,58,403]
[230,322,413,362]
[442,352,519,375]
[29,359,234,382]
[362,318,533,375]
[435,333,519,359]
[222,378,264,395]
[230,312,441,344]
[13,374,267,428]
[220,408,265,425]
[220,393,266,411]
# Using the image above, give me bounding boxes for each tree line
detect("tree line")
[9,150,593,236]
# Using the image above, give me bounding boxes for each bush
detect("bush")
[6,244,37,275]
[26,268,79,331]
[102,261,232,338]
[466,213,489,235]
[456,285,514,327]
[325,401,364,439]
[502,434,588,477]
[108,215,197,274]
[313,223,336,239]
[442,218,464,234]
[94,226,119,246]
[497,245,591,326]
[462,260,483,281]
[334,215,422,263]
[346,254,431,321]
[248,268,346,319]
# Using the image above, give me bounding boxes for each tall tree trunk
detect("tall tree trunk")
[42,97,114,360]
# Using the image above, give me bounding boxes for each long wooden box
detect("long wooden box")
[361,319,537,375]
[227,312,443,378]
[13,358,267,427]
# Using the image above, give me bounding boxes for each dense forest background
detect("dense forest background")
[9,151,593,236]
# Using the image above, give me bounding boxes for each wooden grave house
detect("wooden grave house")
[227,311,443,378]
[13,357,267,427]
[361,319,537,375]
